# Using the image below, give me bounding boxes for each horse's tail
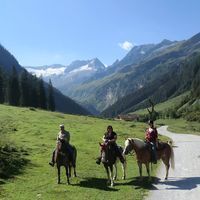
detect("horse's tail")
[169,144,175,169]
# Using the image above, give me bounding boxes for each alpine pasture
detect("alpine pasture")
[0,104,160,200]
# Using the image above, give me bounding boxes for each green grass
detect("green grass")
[156,118,200,135]
[0,104,160,200]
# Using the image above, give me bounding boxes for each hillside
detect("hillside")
[101,53,200,118]
[0,44,22,72]
[69,33,200,113]
[0,43,89,115]
[0,104,156,200]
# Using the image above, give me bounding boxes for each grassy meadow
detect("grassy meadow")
[0,104,162,200]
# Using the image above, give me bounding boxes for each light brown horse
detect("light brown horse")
[55,139,77,184]
[123,138,174,180]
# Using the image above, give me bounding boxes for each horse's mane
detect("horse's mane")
[127,138,146,149]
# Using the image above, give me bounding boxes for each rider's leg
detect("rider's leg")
[151,142,157,164]
[96,149,102,165]
[49,150,55,167]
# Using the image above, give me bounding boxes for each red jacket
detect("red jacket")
[145,128,158,143]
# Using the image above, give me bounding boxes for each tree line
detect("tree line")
[0,66,55,111]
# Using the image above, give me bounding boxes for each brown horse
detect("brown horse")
[100,143,126,187]
[55,139,77,184]
[123,138,174,180]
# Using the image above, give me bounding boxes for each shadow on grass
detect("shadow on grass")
[116,176,160,190]
[73,177,119,191]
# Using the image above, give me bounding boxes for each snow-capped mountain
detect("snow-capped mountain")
[25,58,106,94]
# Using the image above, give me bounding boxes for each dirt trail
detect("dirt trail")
[146,126,200,200]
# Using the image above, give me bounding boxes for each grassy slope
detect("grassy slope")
[132,92,189,115]
[0,104,163,200]
[133,93,200,135]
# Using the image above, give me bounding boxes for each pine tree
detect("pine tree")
[20,69,30,106]
[47,79,55,111]
[0,67,4,103]
[29,75,39,108]
[37,77,47,109]
[8,66,20,106]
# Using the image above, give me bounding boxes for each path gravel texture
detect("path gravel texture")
[146,126,200,200]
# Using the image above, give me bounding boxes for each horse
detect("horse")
[100,142,126,187]
[55,138,77,184]
[123,138,175,180]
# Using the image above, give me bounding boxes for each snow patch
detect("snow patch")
[69,64,95,74]
[26,67,66,77]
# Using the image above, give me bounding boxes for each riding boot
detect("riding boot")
[96,156,101,165]
[49,150,55,167]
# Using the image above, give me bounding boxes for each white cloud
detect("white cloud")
[118,41,134,51]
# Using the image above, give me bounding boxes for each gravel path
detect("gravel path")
[146,126,200,200]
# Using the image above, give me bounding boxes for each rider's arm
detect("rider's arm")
[102,134,107,142]
[108,135,117,144]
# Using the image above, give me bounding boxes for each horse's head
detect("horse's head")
[99,142,114,164]
[57,138,66,152]
[123,138,134,155]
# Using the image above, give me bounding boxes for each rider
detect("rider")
[96,125,125,165]
[49,124,73,167]
[145,120,158,164]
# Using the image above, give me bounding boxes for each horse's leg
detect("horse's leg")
[57,165,61,184]
[105,165,110,185]
[137,161,143,180]
[122,158,126,180]
[69,165,72,178]
[109,165,114,187]
[162,157,170,180]
[73,148,77,177]
[73,165,77,177]
[113,162,117,180]
[65,165,70,185]
[145,162,151,181]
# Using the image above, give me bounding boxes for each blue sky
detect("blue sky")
[0,0,199,66]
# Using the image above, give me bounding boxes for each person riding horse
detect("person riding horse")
[49,124,74,167]
[96,125,125,165]
[145,120,158,164]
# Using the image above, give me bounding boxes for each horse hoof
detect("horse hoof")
[67,182,70,185]
[165,177,168,180]
[113,176,116,180]
[122,176,126,180]
[111,182,114,187]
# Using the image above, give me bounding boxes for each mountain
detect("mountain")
[101,34,200,117]
[26,58,105,94]
[0,44,22,72]
[0,44,90,115]
[25,58,106,113]
[68,33,200,113]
